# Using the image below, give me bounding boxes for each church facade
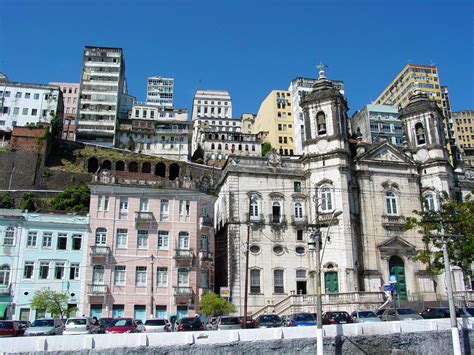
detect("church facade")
[214,69,474,315]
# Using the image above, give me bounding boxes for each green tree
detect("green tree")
[51,183,90,212]
[19,192,36,212]
[30,288,74,318]
[199,292,236,316]
[0,192,15,209]
[50,113,63,141]
[405,192,474,278]
[262,143,272,156]
[126,136,135,151]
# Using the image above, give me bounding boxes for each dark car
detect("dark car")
[175,317,204,332]
[287,312,317,327]
[255,314,282,328]
[105,318,138,334]
[420,307,452,319]
[457,307,474,317]
[98,317,114,334]
[322,311,353,325]
[0,320,22,337]
[238,316,256,329]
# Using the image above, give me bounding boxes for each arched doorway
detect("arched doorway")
[324,271,338,293]
[87,158,99,173]
[142,162,151,174]
[389,256,407,300]
[102,160,112,170]
[115,161,125,171]
[169,163,180,181]
[155,162,166,177]
[129,161,138,173]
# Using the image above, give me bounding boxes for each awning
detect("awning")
[0,303,9,318]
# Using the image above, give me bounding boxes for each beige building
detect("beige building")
[254,90,295,156]
[453,110,474,167]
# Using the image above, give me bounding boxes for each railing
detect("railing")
[381,215,406,229]
[174,249,194,259]
[174,286,193,296]
[291,215,308,225]
[453,290,474,307]
[90,245,110,256]
[201,216,214,227]
[0,286,11,296]
[199,251,213,261]
[135,211,153,222]
[88,284,108,295]
[268,214,287,226]
[246,213,265,224]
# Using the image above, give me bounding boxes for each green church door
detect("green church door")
[389,256,407,300]
[324,271,339,293]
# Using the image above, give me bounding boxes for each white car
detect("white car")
[351,310,382,323]
[64,317,97,335]
[144,319,171,333]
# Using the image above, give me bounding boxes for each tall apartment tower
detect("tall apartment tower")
[453,110,474,167]
[373,64,456,161]
[146,76,174,107]
[289,77,344,154]
[76,46,128,147]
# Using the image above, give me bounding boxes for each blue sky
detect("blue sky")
[1,0,473,116]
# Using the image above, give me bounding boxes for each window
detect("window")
[27,231,37,247]
[137,230,148,249]
[4,227,14,245]
[296,269,306,279]
[158,231,169,250]
[72,234,82,250]
[69,263,80,280]
[136,266,147,286]
[15,92,22,98]
[177,267,189,286]
[97,195,109,211]
[294,182,301,192]
[385,191,398,215]
[200,235,208,252]
[157,267,168,287]
[57,233,67,250]
[24,262,34,279]
[297,230,304,241]
[139,198,149,212]
[55,262,65,279]
[249,194,259,219]
[294,202,303,219]
[116,229,128,248]
[22,108,28,115]
[0,265,10,286]
[119,197,128,219]
[316,112,327,135]
[250,269,261,294]
[424,193,436,211]
[200,270,209,288]
[39,261,49,279]
[179,201,191,216]
[178,232,189,250]
[160,199,169,221]
[320,187,333,212]
[415,122,426,145]
[95,228,107,246]
[114,266,126,286]
[272,201,281,223]
[274,270,284,294]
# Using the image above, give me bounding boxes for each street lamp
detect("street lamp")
[308,209,342,355]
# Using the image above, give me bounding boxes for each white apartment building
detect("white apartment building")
[76,46,128,147]
[0,78,63,142]
[117,103,190,161]
[146,76,174,107]
[289,77,344,155]
[191,90,232,120]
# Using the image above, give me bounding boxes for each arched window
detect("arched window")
[4,227,14,246]
[249,194,260,220]
[294,202,303,220]
[142,162,151,174]
[423,193,436,211]
[0,265,10,286]
[385,191,398,215]
[102,160,112,170]
[272,201,281,223]
[169,163,180,181]
[218,144,222,150]
[415,122,426,145]
[115,160,125,171]
[316,112,327,135]
[155,162,166,177]
[95,228,107,246]
[225,144,228,150]
[129,161,138,172]
[211,143,215,149]
[320,186,332,212]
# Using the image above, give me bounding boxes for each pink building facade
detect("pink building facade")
[49,82,79,141]
[83,185,215,321]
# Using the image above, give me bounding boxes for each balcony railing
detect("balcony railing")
[174,249,194,259]
[0,286,11,296]
[246,213,265,225]
[201,216,214,227]
[199,251,213,261]
[88,284,108,295]
[135,211,154,222]
[90,245,110,256]
[174,286,193,296]
[268,214,287,225]
[291,215,308,225]
[381,215,406,229]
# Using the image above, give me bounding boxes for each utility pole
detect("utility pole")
[314,230,323,355]
[150,254,155,319]
[243,223,251,329]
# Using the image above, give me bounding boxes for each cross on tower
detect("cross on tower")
[317,61,327,79]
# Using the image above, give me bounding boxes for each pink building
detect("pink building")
[84,184,215,321]
[49,82,79,141]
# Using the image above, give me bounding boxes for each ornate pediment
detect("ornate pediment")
[357,142,414,165]
[377,236,417,259]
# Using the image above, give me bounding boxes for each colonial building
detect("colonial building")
[83,185,215,321]
[214,68,474,316]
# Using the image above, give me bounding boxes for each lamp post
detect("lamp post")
[308,208,342,355]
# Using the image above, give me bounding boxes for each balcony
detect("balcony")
[0,286,11,296]
[291,215,308,226]
[381,215,406,230]
[199,251,213,262]
[174,249,194,259]
[174,286,193,297]
[246,213,265,225]
[201,216,214,227]
[90,245,110,257]
[135,211,154,227]
[88,284,108,295]
[268,214,287,226]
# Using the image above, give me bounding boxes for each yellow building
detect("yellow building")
[453,110,474,167]
[374,64,456,162]
[254,90,295,155]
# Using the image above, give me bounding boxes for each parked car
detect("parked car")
[419,307,451,319]
[375,309,385,319]
[238,316,256,329]
[457,307,474,317]
[350,310,381,323]
[63,317,97,335]
[25,318,64,336]
[322,311,353,325]
[175,317,205,332]
[216,316,241,330]
[135,319,145,333]
[144,319,171,333]
[105,318,138,334]
[287,313,317,327]
[206,317,217,331]
[255,314,282,328]
[18,320,31,330]
[380,308,423,321]
[0,320,22,337]
[98,318,114,334]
